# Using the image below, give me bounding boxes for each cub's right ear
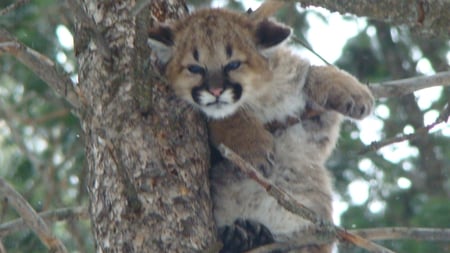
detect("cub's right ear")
[255,19,291,50]
[148,25,174,64]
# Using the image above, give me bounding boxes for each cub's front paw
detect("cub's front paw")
[219,219,275,253]
[306,66,374,119]
[326,82,374,119]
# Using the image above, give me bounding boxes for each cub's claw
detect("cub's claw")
[327,89,374,119]
[219,219,275,253]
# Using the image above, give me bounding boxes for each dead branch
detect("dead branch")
[250,227,450,253]
[0,0,30,16]
[247,225,334,253]
[218,144,396,253]
[0,103,44,169]
[369,71,450,99]
[0,28,81,109]
[360,102,450,154]
[0,178,69,253]
[0,206,88,237]
[350,227,450,241]
[291,0,450,38]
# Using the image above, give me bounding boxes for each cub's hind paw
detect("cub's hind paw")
[219,218,275,253]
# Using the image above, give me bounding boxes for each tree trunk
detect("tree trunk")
[75,0,215,252]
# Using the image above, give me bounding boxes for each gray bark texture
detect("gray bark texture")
[75,0,216,252]
[297,0,450,38]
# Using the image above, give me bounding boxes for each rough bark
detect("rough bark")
[297,0,450,38]
[75,0,215,252]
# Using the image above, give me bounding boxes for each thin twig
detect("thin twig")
[0,178,68,253]
[218,144,396,253]
[360,103,450,154]
[0,206,88,237]
[22,108,70,125]
[0,104,44,169]
[0,29,81,109]
[291,35,332,66]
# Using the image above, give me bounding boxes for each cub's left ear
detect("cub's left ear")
[254,19,291,49]
[148,25,175,64]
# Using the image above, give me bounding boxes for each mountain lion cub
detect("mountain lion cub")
[148,5,374,253]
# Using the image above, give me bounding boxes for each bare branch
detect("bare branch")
[0,103,44,169]
[369,71,450,99]
[360,103,450,154]
[293,0,450,38]
[0,178,69,253]
[351,227,450,242]
[0,29,81,109]
[247,226,334,253]
[250,227,450,253]
[0,206,88,237]
[0,0,30,16]
[217,144,396,253]
[0,241,5,253]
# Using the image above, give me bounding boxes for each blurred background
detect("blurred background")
[0,0,449,252]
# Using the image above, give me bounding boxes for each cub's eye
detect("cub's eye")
[187,65,205,74]
[224,61,241,72]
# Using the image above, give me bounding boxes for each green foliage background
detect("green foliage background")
[0,0,448,252]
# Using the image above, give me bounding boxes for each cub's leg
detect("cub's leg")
[305,66,374,119]
[208,109,274,174]
[209,110,276,252]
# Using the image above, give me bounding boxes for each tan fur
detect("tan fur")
[164,9,272,103]
[209,110,274,171]
[148,6,374,253]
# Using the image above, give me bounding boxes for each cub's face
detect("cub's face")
[148,9,290,119]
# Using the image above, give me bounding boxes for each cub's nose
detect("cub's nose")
[209,88,223,97]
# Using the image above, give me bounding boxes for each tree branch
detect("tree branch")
[0,29,81,109]
[250,226,450,253]
[360,102,450,154]
[351,227,450,242]
[0,103,44,170]
[293,0,450,38]
[0,206,88,237]
[0,0,30,16]
[218,144,396,253]
[0,178,69,253]
[369,71,450,99]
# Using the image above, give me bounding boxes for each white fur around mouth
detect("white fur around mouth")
[200,103,241,119]
[196,89,241,119]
